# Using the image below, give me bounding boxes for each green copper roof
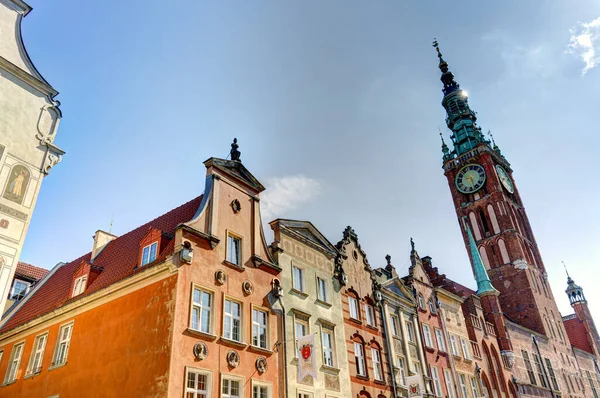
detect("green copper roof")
[463,216,498,296]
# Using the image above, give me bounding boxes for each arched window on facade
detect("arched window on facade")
[479,208,491,236]
[469,212,482,241]
[498,239,511,265]
[488,204,501,234]
[479,246,491,270]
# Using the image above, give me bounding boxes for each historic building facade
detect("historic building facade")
[270,219,352,398]
[0,0,64,313]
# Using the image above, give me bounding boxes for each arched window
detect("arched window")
[469,212,482,241]
[370,341,384,381]
[348,290,361,320]
[353,334,367,378]
[498,239,511,265]
[488,204,501,234]
[479,208,490,235]
[479,246,491,270]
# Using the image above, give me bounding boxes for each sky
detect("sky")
[18,1,600,321]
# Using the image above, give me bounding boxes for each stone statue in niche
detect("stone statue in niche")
[3,165,30,205]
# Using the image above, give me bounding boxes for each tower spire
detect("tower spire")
[462,216,498,296]
[565,263,586,305]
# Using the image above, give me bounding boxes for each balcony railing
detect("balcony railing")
[485,322,496,336]
[471,341,482,359]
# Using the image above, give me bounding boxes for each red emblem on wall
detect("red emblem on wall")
[301,344,311,360]
[0,219,8,229]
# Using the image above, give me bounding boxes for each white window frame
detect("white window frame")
[459,374,469,398]
[52,321,74,367]
[321,326,336,368]
[470,376,480,398]
[297,391,314,398]
[435,328,446,352]
[449,334,460,356]
[417,294,425,309]
[9,279,30,300]
[429,298,437,314]
[354,342,366,376]
[141,241,158,266]
[460,337,471,360]
[349,296,359,320]
[397,356,406,386]
[372,347,383,381]
[3,341,24,384]
[226,232,242,266]
[405,320,415,342]
[221,374,244,398]
[316,276,328,303]
[444,368,456,398]
[252,307,269,349]
[190,285,214,334]
[365,304,376,327]
[185,367,212,398]
[391,314,400,336]
[71,275,87,297]
[422,324,433,347]
[27,332,48,375]
[292,264,305,293]
[251,379,272,398]
[223,297,243,342]
[294,313,309,358]
[431,366,442,397]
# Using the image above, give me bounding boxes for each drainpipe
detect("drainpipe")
[276,295,289,398]
[437,298,463,398]
[531,335,556,398]
[378,297,399,398]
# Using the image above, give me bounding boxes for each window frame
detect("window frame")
[422,324,434,347]
[190,284,215,335]
[292,263,305,293]
[372,347,383,381]
[321,324,336,368]
[460,337,471,360]
[405,320,415,343]
[545,358,559,391]
[532,352,548,388]
[522,350,537,385]
[449,334,460,357]
[348,295,360,320]
[354,341,367,377]
[434,328,446,352]
[417,294,425,310]
[397,356,406,386]
[51,321,74,368]
[428,298,437,314]
[3,341,24,384]
[27,331,49,376]
[430,366,442,397]
[470,376,480,398]
[71,275,87,297]
[9,279,30,301]
[141,241,158,266]
[390,314,400,337]
[223,296,243,343]
[251,379,272,398]
[185,366,212,398]
[294,311,310,358]
[251,306,269,350]
[316,276,328,303]
[365,304,376,327]
[444,368,456,398]
[226,231,242,266]
[221,373,244,398]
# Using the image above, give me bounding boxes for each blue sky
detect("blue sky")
[20,1,600,320]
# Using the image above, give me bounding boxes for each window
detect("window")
[191,287,213,334]
[252,382,270,398]
[372,348,383,381]
[321,327,335,367]
[449,335,460,356]
[222,376,242,398]
[422,324,433,347]
[444,368,455,398]
[52,322,73,366]
[430,366,442,397]
[413,361,421,375]
[292,265,305,293]
[317,277,328,302]
[349,296,359,320]
[545,358,559,390]
[354,342,366,376]
[397,357,406,386]
[460,338,471,360]
[186,369,211,398]
[4,342,24,384]
[428,298,437,314]
[141,242,158,266]
[522,350,536,385]
[9,280,30,301]
[418,294,425,309]
[470,377,480,398]
[365,304,375,327]
[294,313,309,358]
[435,329,446,352]
[252,308,268,349]
[587,370,599,398]
[459,374,469,398]
[71,275,87,297]
[227,234,241,266]
[533,353,547,388]
[27,333,48,375]
[405,321,414,342]
[298,393,312,398]
[391,315,400,336]
[224,299,242,342]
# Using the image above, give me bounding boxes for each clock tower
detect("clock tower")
[434,42,559,337]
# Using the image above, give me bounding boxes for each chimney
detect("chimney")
[91,230,117,261]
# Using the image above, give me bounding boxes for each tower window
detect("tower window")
[479,208,490,235]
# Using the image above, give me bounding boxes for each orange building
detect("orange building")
[0,141,282,398]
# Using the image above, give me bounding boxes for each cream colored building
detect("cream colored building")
[270,219,352,398]
[0,0,63,313]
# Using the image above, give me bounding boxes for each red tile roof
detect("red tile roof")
[564,316,594,354]
[1,196,202,333]
[15,262,49,282]
[421,256,476,298]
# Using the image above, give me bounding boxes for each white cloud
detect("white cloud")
[567,17,600,75]
[260,175,322,221]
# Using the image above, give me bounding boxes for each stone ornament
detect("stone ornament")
[256,357,267,374]
[242,280,254,295]
[231,199,241,213]
[501,350,515,368]
[215,270,227,285]
[513,259,528,270]
[226,350,240,368]
[193,342,208,360]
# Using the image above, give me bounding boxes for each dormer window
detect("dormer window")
[72,276,87,297]
[141,242,158,266]
[9,279,31,301]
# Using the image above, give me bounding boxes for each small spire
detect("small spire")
[563,261,571,280]
[440,130,452,162]
[432,39,448,73]
[463,216,498,296]
[230,138,241,161]
[410,237,415,252]
[432,39,459,95]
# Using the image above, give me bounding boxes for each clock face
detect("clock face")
[455,164,486,194]
[495,165,515,193]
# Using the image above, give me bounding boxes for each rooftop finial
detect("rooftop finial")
[433,38,448,73]
[410,237,415,252]
[230,138,241,161]
[563,261,571,279]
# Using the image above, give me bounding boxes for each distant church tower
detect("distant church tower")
[433,41,564,337]
[0,2,63,312]
[565,272,600,356]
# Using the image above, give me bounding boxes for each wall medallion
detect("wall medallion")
[231,199,241,214]
[215,270,227,285]
[0,219,8,229]
[226,350,240,368]
[242,280,254,295]
[256,357,267,374]
[193,342,208,360]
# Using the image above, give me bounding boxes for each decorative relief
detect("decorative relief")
[0,204,27,221]
[283,240,292,252]
[305,251,315,264]
[513,259,528,270]
[242,280,254,295]
[394,339,402,352]
[36,105,59,145]
[255,357,267,374]
[3,165,30,205]
[409,345,418,359]
[215,270,227,285]
[226,350,240,368]
[295,245,303,257]
[193,342,208,360]
[324,373,340,391]
[230,199,241,214]
[0,219,8,229]
[43,150,62,175]
[299,373,313,386]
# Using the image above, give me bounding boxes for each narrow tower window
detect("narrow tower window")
[479,208,490,235]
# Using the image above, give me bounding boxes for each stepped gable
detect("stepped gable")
[421,256,475,298]
[1,195,203,333]
[563,315,594,354]
[15,262,49,282]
